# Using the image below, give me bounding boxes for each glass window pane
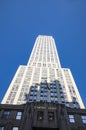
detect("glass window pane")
[51,97,54,101]
[0,127,4,130]
[81,116,86,119]
[81,116,86,123]
[16,112,22,120]
[48,112,54,120]
[69,115,75,123]
[69,118,75,123]
[13,127,18,130]
[69,115,74,118]
[55,98,58,101]
[37,111,43,120]
[17,112,22,116]
[83,120,86,123]
[1,111,10,119]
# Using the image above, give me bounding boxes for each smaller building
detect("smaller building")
[0,102,86,130]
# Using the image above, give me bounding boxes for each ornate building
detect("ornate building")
[0,102,86,130]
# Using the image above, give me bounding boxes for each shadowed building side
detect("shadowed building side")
[0,102,86,130]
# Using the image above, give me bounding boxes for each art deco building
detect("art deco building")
[2,35,85,109]
[0,102,86,130]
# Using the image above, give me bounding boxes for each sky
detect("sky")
[0,0,86,107]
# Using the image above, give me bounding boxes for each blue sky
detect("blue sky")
[0,0,86,106]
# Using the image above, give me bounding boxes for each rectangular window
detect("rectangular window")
[61,98,64,102]
[16,112,22,120]
[66,102,69,107]
[81,116,86,123]
[55,98,58,101]
[37,111,43,120]
[12,127,18,130]
[48,112,54,121]
[0,127,4,130]
[29,96,33,100]
[50,93,54,96]
[43,96,47,101]
[1,111,10,119]
[51,97,54,101]
[31,92,33,94]
[69,115,75,123]
[33,96,37,100]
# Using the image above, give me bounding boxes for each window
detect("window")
[44,93,47,96]
[37,111,43,120]
[43,96,47,101]
[31,90,34,94]
[16,112,22,120]
[51,97,54,101]
[61,98,64,102]
[69,115,75,123]
[55,98,58,101]
[60,93,64,97]
[1,111,10,119]
[54,93,57,96]
[12,127,18,130]
[81,116,86,123]
[48,112,54,121]
[34,92,37,95]
[50,93,54,96]
[0,127,4,130]
[33,96,36,100]
[66,102,69,107]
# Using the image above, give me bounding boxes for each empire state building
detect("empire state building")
[2,35,85,109]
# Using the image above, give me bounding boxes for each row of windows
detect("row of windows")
[37,111,86,124]
[30,86,66,98]
[0,111,22,120]
[69,114,86,123]
[30,90,64,97]
[27,99,78,108]
[29,89,61,98]
[33,58,56,62]
[0,127,18,130]
[29,96,58,102]
[37,111,54,121]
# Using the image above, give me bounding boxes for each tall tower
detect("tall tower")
[2,35,85,109]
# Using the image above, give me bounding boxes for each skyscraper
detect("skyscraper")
[2,35,85,108]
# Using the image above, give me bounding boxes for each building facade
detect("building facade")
[0,102,86,130]
[1,35,85,108]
